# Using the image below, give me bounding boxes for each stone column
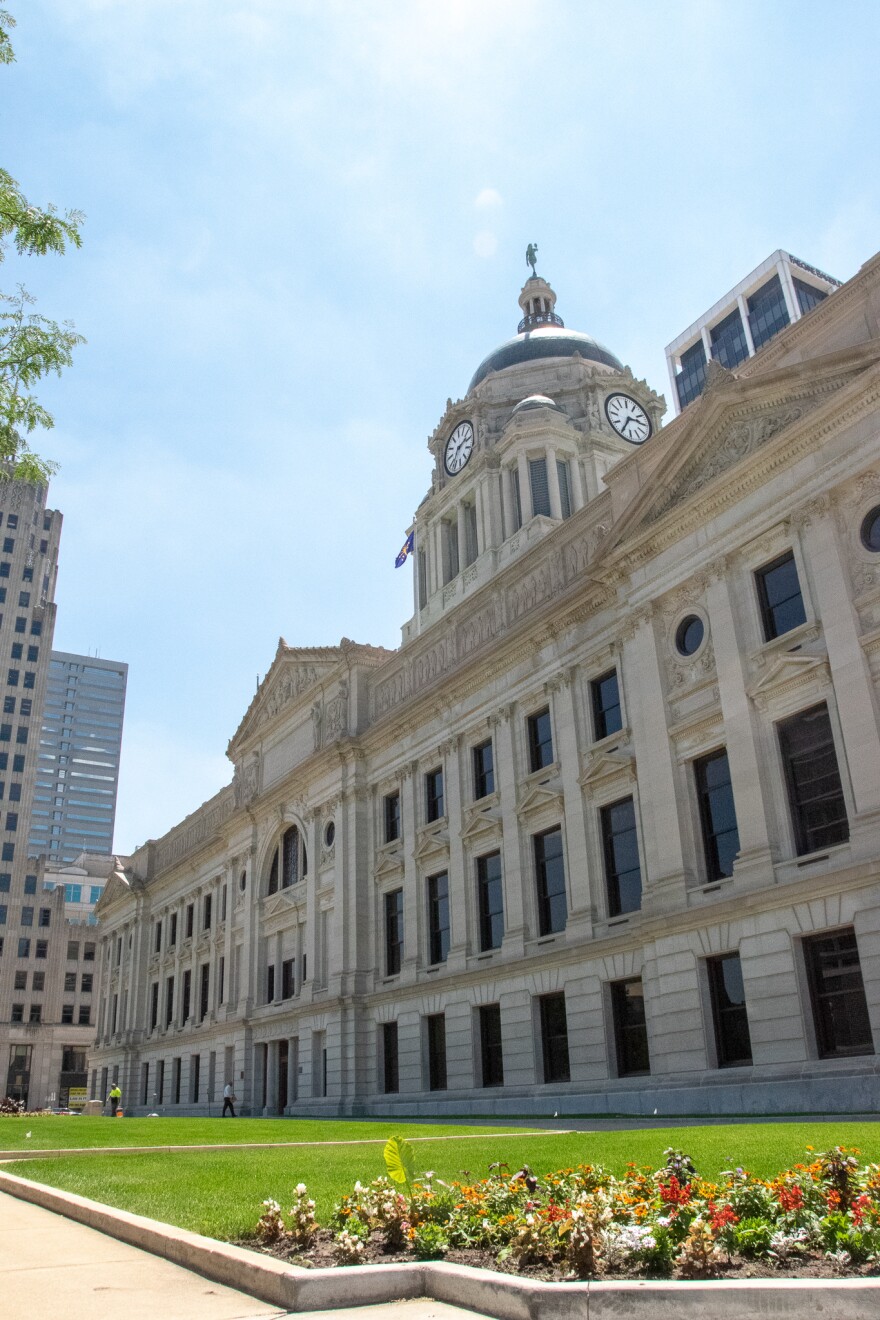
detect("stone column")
[620,608,689,909]
[569,454,585,512]
[287,1036,298,1108]
[501,465,515,537]
[266,1041,278,1115]
[492,706,526,956]
[706,561,777,884]
[222,862,235,1012]
[401,763,421,975]
[443,736,467,966]
[303,810,320,994]
[551,671,593,931]
[546,446,562,520]
[799,500,880,846]
[517,452,530,522]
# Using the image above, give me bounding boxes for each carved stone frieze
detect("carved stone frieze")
[261,665,319,724]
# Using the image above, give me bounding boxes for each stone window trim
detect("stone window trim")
[669,606,710,663]
[796,925,875,1061]
[857,501,880,556]
[741,536,816,651]
[774,700,851,861]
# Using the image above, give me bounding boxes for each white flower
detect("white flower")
[295,1183,307,1196]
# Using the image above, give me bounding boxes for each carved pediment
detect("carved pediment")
[373,846,404,880]
[747,651,830,712]
[517,781,564,816]
[578,750,637,794]
[263,888,301,920]
[461,800,502,841]
[414,823,450,862]
[228,641,344,755]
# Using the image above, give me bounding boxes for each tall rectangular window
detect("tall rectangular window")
[557,459,572,519]
[695,749,740,880]
[154,920,162,954]
[601,797,642,916]
[747,274,790,349]
[707,954,752,1066]
[529,457,551,517]
[426,1013,447,1090]
[756,551,806,640]
[173,1057,181,1104]
[472,739,494,799]
[591,670,622,741]
[804,928,873,1058]
[511,468,522,531]
[539,992,570,1083]
[443,520,460,583]
[182,968,191,1022]
[185,903,194,939]
[417,549,428,609]
[709,306,749,368]
[527,707,553,772]
[427,872,450,965]
[463,502,479,566]
[477,851,504,951]
[149,981,159,1031]
[203,894,212,930]
[479,1003,504,1088]
[534,827,567,935]
[611,978,650,1075]
[675,339,707,409]
[778,703,849,854]
[168,912,177,948]
[165,975,174,1027]
[199,962,210,1021]
[425,767,444,822]
[191,1053,201,1104]
[281,957,295,999]
[382,1021,399,1094]
[384,888,403,976]
[157,1059,165,1103]
[384,791,401,843]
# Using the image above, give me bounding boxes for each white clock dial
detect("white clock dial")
[604,393,652,444]
[444,420,474,475]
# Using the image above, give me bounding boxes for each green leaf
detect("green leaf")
[384,1135,415,1187]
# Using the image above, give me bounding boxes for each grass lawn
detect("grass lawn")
[0,1115,528,1152]
[7,1121,880,1242]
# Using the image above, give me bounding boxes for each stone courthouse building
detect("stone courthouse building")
[91,251,880,1116]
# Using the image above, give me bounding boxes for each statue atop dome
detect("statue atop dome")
[526,242,539,276]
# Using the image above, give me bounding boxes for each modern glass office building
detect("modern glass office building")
[30,653,128,864]
[665,251,841,414]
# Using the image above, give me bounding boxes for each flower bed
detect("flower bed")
[247,1141,880,1281]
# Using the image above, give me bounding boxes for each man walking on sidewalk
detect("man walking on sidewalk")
[222,1082,236,1117]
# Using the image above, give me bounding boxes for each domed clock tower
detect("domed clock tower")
[402,273,665,640]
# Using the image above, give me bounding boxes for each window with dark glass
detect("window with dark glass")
[756,551,806,640]
[181,968,191,1021]
[463,501,478,566]
[154,920,162,954]
[778,703,848,854]
[17,937,29,957]
[601,797,642,916]
[185,903,194,939]
[384,791,401,843]
[64,971,76,992]
[557,460,572,519]
[165,975,174,1027]
[675,339,707,409]
[794,278,827,315]
[804,928,873,1057]
[860,505,880,552]
[591,670,622,741]
[426,1013,447,1090]
[281,957,295,999]
[477,851,504,951]
[609,982,651,1071]
[28,1004,41,1024]
[427,872,450,965]
[707,954,752,1066]
[675,614,704,656]
[425,767,444,822]
[479,1003,504,1087]
[709,307,749,369]
[203,893,212,930]
[78,1006,90,1025]
[748,274,790,350]
[199,962,209,1021]
[35,939,47,959]
[417,549,428,609]
[511,467,522,531]
[539,992,570,1083]
[529,457,551,518]
[473,739,494,799]
[281,825,301,887]
[11,1003,23,1022]
[527,707,553,772]
[150,981,159,1030]
[382,1021,399,1093]
[62,1004,74,1024]
[534,827,567,935]
[443,519,459,583]
[384,888,403,975]
[695,749,740,880]
[168,912,177,947]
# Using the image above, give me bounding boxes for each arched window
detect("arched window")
[266,825,308,895]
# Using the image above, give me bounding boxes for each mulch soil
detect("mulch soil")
[238,1228,880,1281]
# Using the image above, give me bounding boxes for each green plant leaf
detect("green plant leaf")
[384,1134,415,1187]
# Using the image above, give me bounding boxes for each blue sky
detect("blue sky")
[4,0,879,853]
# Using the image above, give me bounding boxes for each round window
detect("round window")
[675,614,705,657]
[324,821,336,848]
[860,504,880,553]
[239,870,246,892]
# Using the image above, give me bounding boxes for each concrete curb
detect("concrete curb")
[1,1168,879,1319]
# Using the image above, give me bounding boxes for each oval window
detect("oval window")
[860,505,880,553]
[324,821,336,848]
[675,614,705,657]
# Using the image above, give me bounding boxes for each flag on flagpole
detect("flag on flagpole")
[395,530,415,568]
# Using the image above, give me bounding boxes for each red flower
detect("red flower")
[659,1175,692,1206]
[778,1185,804,1212]
[852,1194,871,1226]
[707,1201,738,1232]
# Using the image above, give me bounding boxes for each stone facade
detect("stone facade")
[91,258,880,1117]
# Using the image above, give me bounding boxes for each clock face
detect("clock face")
[604,393,652,444]
[444,420,474,475]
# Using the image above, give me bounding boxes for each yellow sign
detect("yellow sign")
[68,1087,88,1110]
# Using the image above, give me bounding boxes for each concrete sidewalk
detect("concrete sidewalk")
[0,1191,485,1320]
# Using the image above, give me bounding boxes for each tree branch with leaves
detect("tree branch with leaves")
[0,8,84,483]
